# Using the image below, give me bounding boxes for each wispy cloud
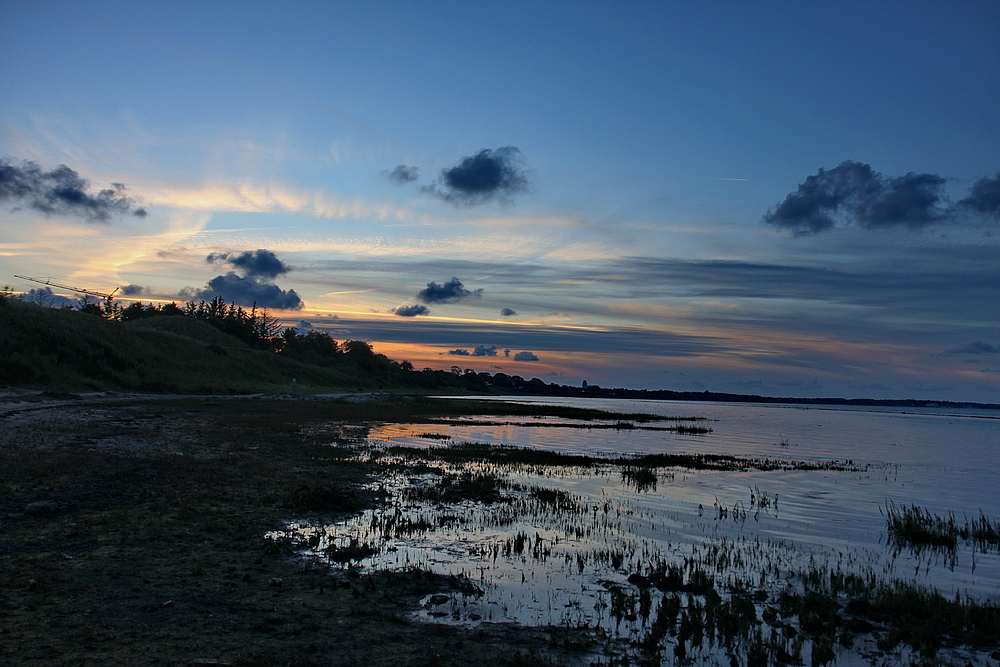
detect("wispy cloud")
[385,164,419,184]
[139,181,417,222]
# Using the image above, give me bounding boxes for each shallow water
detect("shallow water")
[276,397,1000,664]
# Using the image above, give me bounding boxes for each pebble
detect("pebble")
[24,501,59,515]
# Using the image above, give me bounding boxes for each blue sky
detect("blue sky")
[2,1,999,401]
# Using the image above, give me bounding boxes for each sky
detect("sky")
[2,1,999,402]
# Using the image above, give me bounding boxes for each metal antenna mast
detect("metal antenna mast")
[14,275,119,300]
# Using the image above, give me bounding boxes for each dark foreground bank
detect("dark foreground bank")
[0,394,602,667]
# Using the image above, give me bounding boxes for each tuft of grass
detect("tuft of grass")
[621,466,658,492]
[883,501,1000,554]
[402,471,512,504]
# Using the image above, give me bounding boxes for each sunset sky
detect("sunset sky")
[2,1,999,402]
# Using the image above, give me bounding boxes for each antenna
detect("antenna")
[14,275,120,300]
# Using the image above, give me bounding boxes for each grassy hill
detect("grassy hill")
[0,297,377,393]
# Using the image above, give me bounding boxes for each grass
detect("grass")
[385,440,864,475]
[884,501,1000,557]
[424,418,712,433]
[0,298,363,393]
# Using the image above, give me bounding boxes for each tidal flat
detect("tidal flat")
[2,392,998,666]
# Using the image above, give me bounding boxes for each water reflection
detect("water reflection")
[271,398,1000,664]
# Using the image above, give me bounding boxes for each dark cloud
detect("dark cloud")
[416,277,483,304]
[386,165,419,184]
[500,308,517,317]
[447,348,471,356]
[182,273,303,310]
[764,161,950,233]
[472,344,498,357]
[189,249,302,309]
[957,172,1000,218]
[513,351,539,361]
[207,249,290,279]
[393,304,431,317]
[297,320,315,330]
[424,147,528,206]
[0,158,146,222]
[119,284,147,296]
[948,341,999,355]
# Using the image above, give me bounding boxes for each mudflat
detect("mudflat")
[0,393,590,667]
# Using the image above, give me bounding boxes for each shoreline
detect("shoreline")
[0,395,596,666]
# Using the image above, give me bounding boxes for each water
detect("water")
[272,397,1000,665]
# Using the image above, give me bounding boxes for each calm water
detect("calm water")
[276,396,1000,664]
[375,397,1000,540]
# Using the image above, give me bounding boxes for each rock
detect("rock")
[428,594,450,606]
[24,501,59,515]
[268,577,283,587]
[627,573,650,587]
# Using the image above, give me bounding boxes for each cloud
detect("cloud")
[472,344,498,357]
[23,286,76,307]
[187,249,302,309]
[447,348,471,356]
[386,165,419,184]
[948,341,999,355]
[207,249,290,279]
[424,147,529,206]
[119,284,147,296]
[957,172,1000,218]
[393,304,431,317]
[764,161,950,233]
[416,277,483,304]
[297,320,315,330]
[181,273,303,310]
[0,158,147,222]
[500,307,517,316]
[513,351,539,361]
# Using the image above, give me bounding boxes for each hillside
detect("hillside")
[0,298,379,393]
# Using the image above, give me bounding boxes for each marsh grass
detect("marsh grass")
[884,501,1000,556]
[385,440,863,474]
[621,466,658,492]
[424,418,713,433]
[402,471,511,504]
